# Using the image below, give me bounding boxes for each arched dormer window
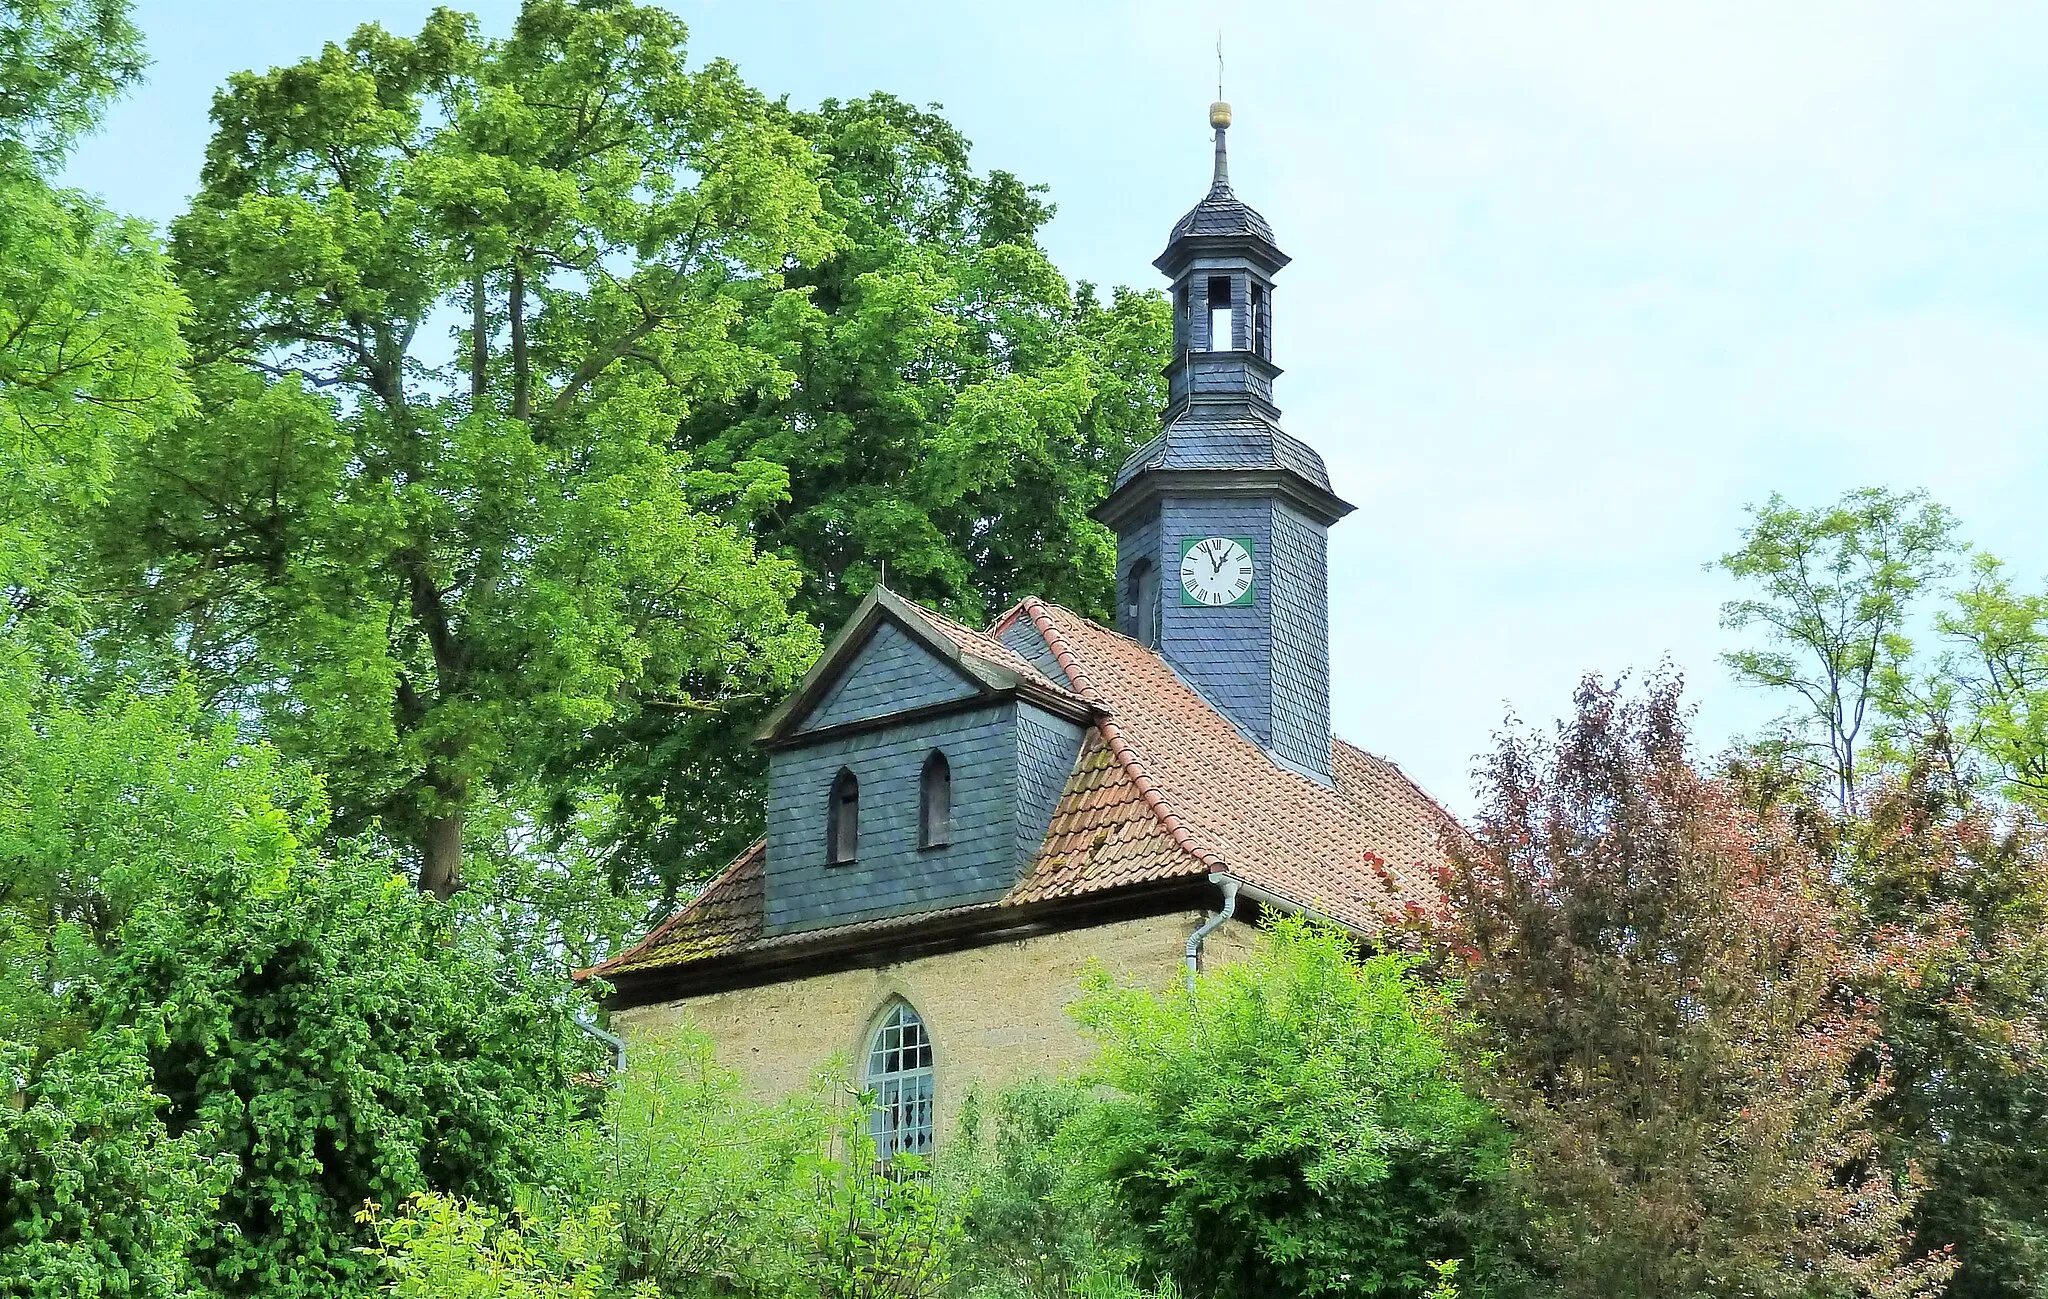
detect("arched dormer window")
[827,768,859,864]
[919,751,951,849]
[865,1001,935,1159]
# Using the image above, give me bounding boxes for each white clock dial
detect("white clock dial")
[1180,536,1255,606]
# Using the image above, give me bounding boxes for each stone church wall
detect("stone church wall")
[614,912,1262,1141]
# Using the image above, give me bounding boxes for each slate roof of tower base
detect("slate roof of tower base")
[587,596,1456,982]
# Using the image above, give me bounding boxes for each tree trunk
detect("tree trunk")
[418,770,467,899]
[470,266,488,404]
[510,259,529,422]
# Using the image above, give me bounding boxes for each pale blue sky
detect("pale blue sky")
[63,1,2048,812]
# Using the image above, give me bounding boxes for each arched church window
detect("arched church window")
[827,768,859,864]
[1131,560,1161,649]
[919,751,951,849]
[865,1002,935,1159]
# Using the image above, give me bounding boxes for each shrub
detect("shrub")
[1068,915,1503,1299]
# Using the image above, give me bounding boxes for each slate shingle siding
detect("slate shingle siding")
[801,621,974,731]
[1015,704,1086,862]
[1158,496,1277,746]
[766,701,1019,935]
[1113,507,1162,641]
[1269,501,1332,780]
[999,619,1066,682]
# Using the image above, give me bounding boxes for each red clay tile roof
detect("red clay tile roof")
[585,596,1454,981]
[1003,599,1449,932]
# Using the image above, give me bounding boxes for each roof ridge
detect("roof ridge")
[1017,598,1221,872]
[577,839,764,980]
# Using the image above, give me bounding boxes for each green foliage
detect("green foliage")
[0,0,189,606]
[369,1028,971,1299]
[1069,916,1502,1299]
[0,1029,227,1299]
[1,661,596,1297]
[1910,554,2048,814]
[942,1079,1136,1299]
[559,1030,834,1296]
[1720,491,2048,1295]
[1798,765,2048,1299]
[1717,487,1962,808]
[810,1117,962,1299]
[94,0,827,898]
[1438,673,1951,1299]
[364,1193,656,1299]
[683,92,1169,631]
[602,93,1170,896]
[0,0,143,163]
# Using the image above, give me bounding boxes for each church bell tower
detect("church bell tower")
[1093,101,1353,783]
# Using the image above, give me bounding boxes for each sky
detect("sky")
[62,1,2048,814]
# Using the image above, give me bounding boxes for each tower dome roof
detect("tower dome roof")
[1166,185,1278,246]
[1154,101,1286,272]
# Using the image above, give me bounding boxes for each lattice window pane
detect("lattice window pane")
[865,1003,936,1159]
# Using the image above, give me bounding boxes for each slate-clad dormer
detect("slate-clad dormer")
[753,589,1090,936]
[1093,102,1354,784]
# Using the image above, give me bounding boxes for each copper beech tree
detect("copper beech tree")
[1418,674,1954,1299]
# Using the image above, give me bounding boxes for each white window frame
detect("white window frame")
[864,1001,935,1159]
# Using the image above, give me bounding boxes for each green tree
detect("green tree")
[3,666,598,1297]
[1435,674,1951,1299]
[0,0,190,607]
[91,1,828,898]
[1754,760,2048,1299]
[592,94,1170,901]
[942,1079,1156,1299]
[0,0,142,164]
[1923,555,2048,813]
[1716,487,1961,809]
[690,92,1169,630]
[1069,916,1502,1299]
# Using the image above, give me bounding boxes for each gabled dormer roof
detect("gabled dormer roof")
[754,585,1091,746]
[587,594,1456,988]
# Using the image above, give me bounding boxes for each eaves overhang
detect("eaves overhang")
[1090,466,1357,533]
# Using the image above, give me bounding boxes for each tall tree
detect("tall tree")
[583,95,1169,904]
[0,0,189,607]
[91,2,829,897]
[684,93,1170,631]
[1830,764,2048,1299]
[1716,487,1961,810]
[1431,674,1952,1299]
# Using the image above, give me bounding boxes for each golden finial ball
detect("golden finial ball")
[1209,101,1232,129]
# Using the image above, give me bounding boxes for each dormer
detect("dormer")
[752,588,1091,936]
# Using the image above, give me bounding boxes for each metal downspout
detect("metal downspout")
[1184,875,1240,994]
[574,1006,628,1080]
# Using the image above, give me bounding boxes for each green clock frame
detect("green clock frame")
[1179,535,1257,607]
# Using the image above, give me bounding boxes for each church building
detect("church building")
[588,103,1455,1158]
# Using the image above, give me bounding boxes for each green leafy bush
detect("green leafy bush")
[942,1078,1139,1299]
[363,1193,654,1299]
[1068,916,1503,1299]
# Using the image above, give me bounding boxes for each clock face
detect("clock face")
[1180,536,1256,607]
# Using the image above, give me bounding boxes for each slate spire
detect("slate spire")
[1210,99,1231,190]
